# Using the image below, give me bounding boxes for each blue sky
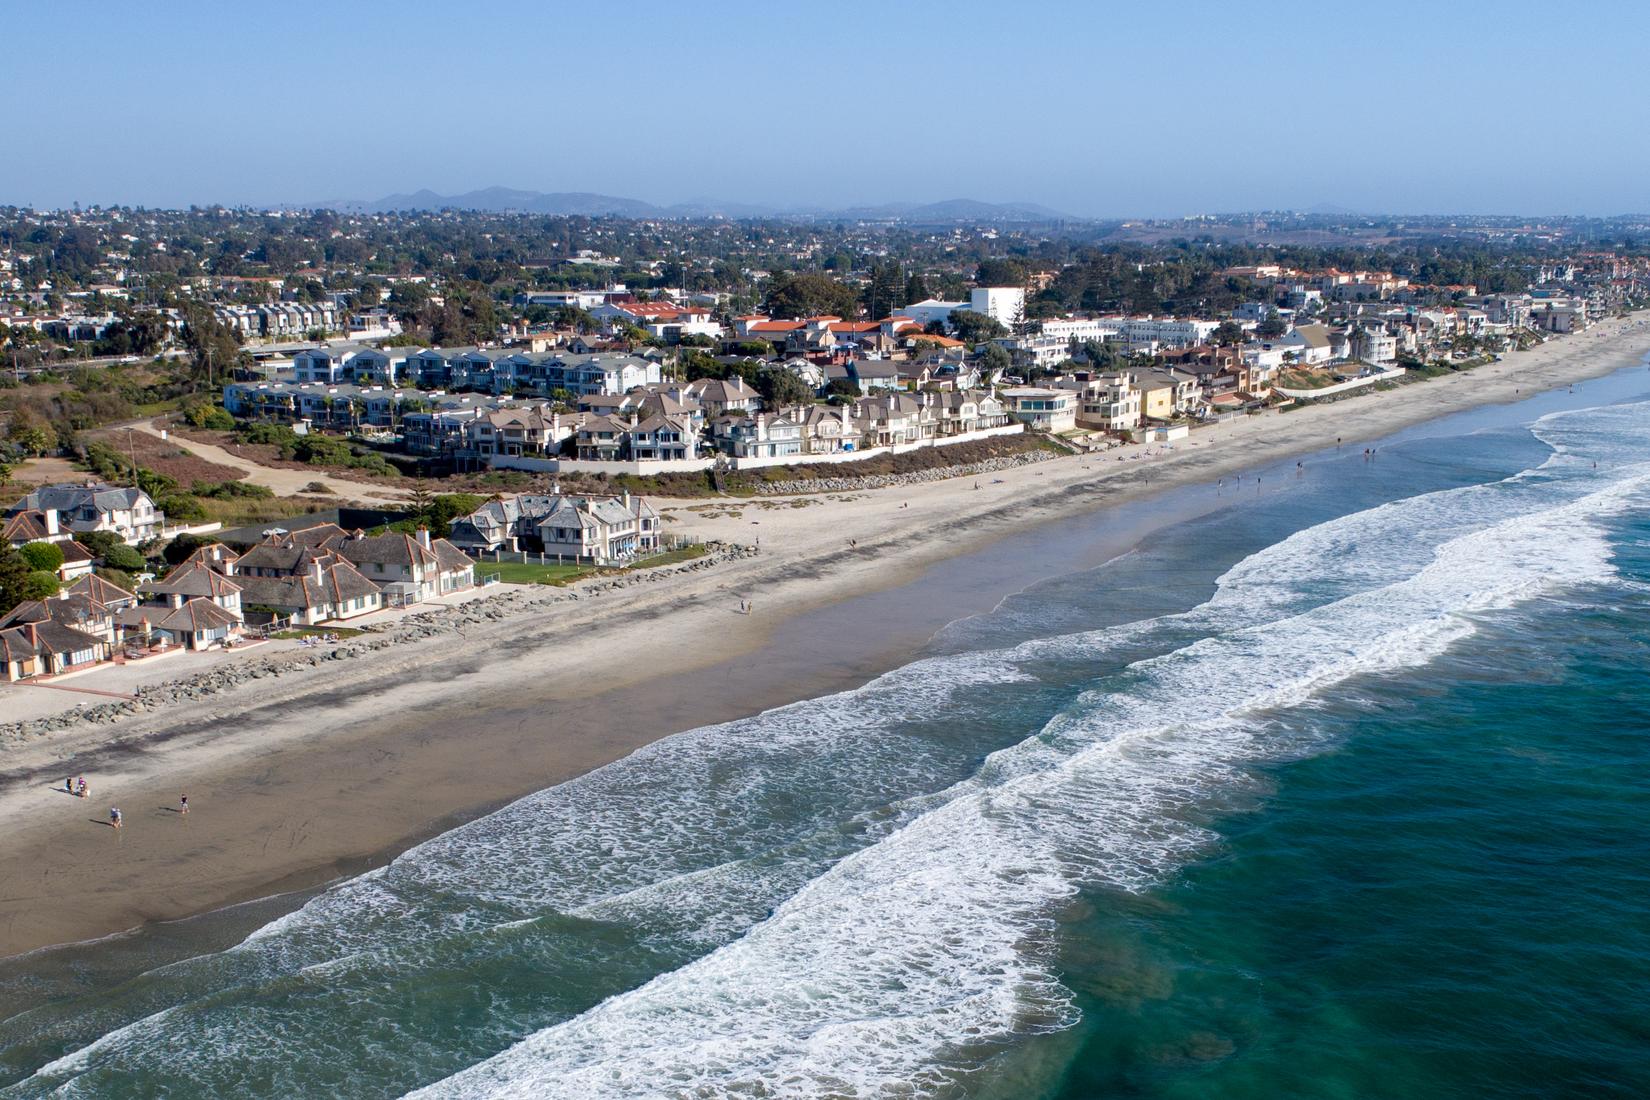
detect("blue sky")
[5,0,1648,216]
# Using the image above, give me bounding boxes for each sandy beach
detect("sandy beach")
[1,315,1647,959]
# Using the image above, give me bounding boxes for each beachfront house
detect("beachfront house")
[141,561,245,618]
[321,528,475,604]
[115,598,244,651]
[6,483,166,546]
[1000,387,1078,433]
[448,492,661,563]
[0,593,118,647]
[235,554,384,625]
[0,619,111,681]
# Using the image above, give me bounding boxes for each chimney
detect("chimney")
[44,509,59,536]
[755,413,768,442]
[312,557,324,582]
[417,526,431,550]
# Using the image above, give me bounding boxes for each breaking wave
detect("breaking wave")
[8,400,1649,1098]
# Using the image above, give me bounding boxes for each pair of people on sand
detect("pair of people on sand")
[104,795,187,829]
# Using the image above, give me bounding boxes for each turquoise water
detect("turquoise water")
[3,370,1650,1097]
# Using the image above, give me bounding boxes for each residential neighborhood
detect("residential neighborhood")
[2,202,1646,692]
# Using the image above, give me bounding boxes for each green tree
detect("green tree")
[7,417,57,456]
[862,263,907,319]
[388,281,430,320]
[680,350,729,381]
[1211,320,1246,346]
[756,367,815,406]
[18,541,64,573]
[980,342,1013,375]
[0,548,30,615]
[94,566,135,591]
[20,570,61,601]
[185,404,236,430]
[179,308,244,386]
[1081,340,1125,369]
[553,306,598,333]
[77,530,127,559]
[948,311,1008,345]
[762,273,859,319]
[161,534,219,566]
[1256,308,1287,339]
[975,258,1028,288]
[824,377,861,402]
[424,492,485,538]
[100,542,148,572]
[157,494,208,522]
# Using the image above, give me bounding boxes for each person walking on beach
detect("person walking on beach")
[179,794,189,815]
[65,777,74,795]
[77,777,87,799]
[109,807,122,830]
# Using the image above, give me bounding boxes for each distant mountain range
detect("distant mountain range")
[310,187,1075,223]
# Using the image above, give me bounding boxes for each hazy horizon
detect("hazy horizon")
[5,0,1649,217]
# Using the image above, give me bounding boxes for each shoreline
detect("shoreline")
[2,315,1648,960]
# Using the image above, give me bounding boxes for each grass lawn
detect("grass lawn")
[487,560,595,585]
[484,544,706,586]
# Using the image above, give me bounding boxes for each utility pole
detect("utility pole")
[127,427,139,490]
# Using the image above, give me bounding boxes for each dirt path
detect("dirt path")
[129,421,410,504]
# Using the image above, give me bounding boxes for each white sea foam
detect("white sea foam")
[17,402,1650,1099]
[408,465,1649,1099]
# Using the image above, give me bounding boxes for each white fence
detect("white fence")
[1273,367,1406,400]
[484,423,1025,478]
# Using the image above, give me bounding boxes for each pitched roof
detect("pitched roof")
[433,540,473,572]
[235,538,341,576]
[65,573,138,605]
[144,562,243,599]
[325,531,471,575]
[133,598,242,633]
[180,543,239,571]
[234,560,381,612]
[3,510,52,543]
[58,540,94,565]
[0,594,105,631]
[11,482,152,516]
[0,618,108,657]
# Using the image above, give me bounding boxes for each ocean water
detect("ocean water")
[3,370,1650,1098]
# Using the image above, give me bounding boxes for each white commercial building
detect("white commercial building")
[1037,317,1122,345]
[1104,317,1220,350]
[968,286,1025,330]
[895,298,967,329]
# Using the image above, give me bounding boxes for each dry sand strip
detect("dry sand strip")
[0,315,1646,957]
